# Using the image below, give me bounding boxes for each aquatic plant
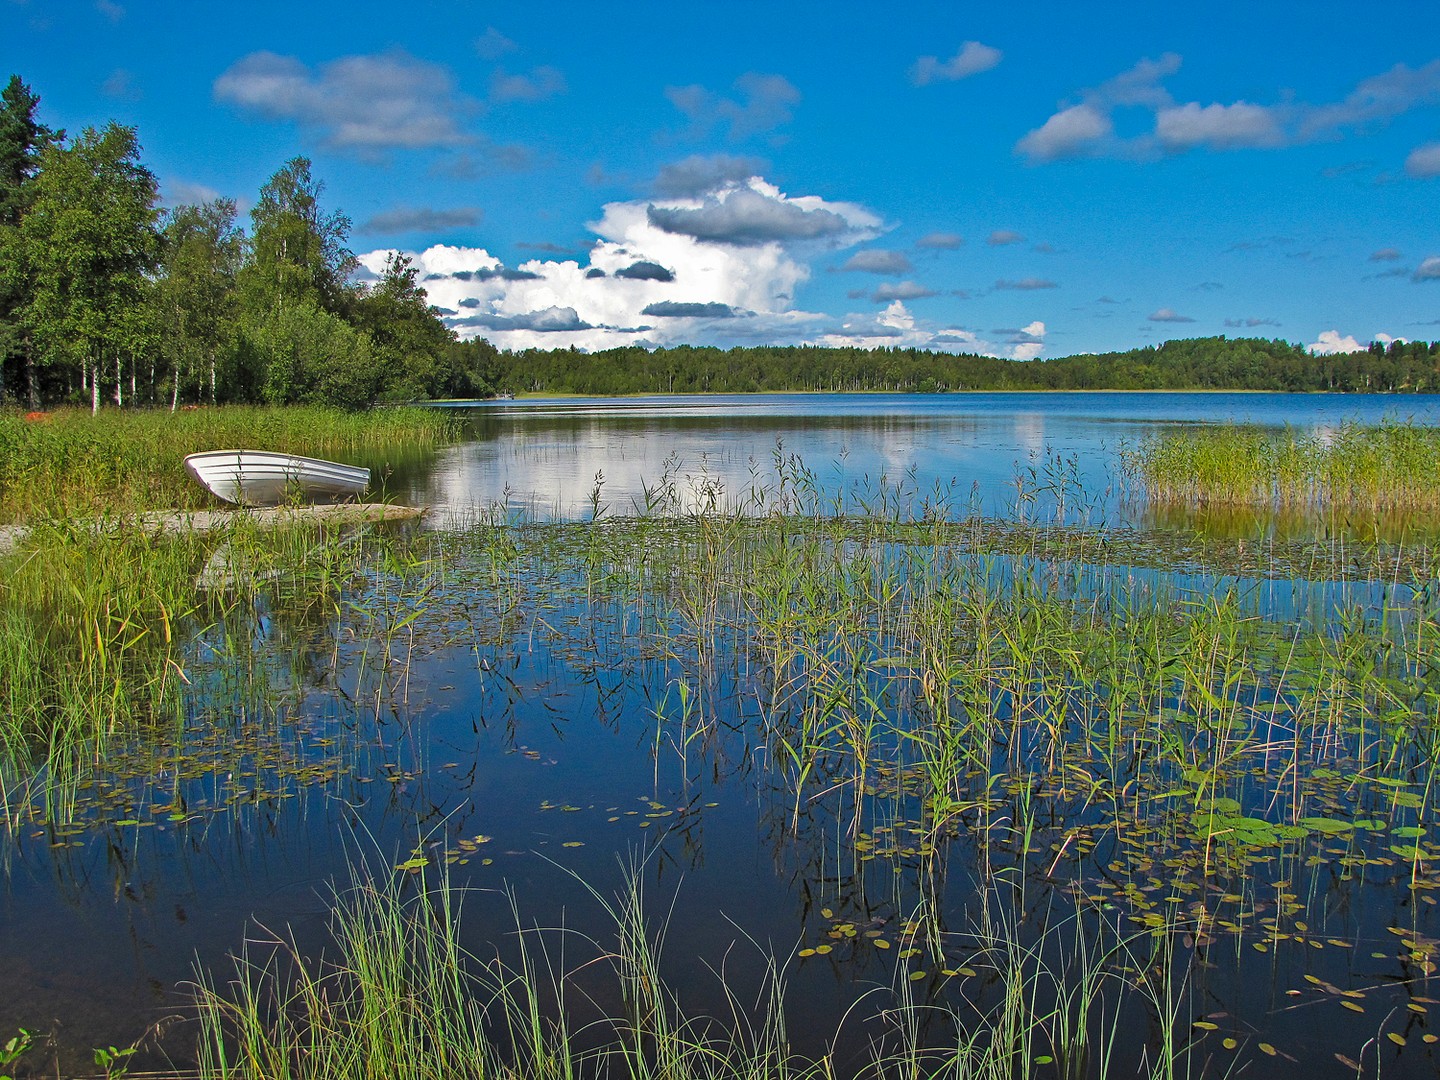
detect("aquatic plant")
[1121,420,1440,512]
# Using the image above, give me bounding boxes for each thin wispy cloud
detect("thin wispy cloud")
[666,73,801,141]
[871,281,938,302]
[359,206,483,234]
[1407,142,1440,178]
[474,27,518,61]
[910,41,1002,86]
[101,68,140,102]
[994,277,1057,290]
[490,65,566,103]
[214,49,475,152]
[653,155,767,197]
[1018,56,1440,163]
[838,249,913,275]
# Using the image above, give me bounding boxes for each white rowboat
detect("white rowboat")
[184,450,371,506]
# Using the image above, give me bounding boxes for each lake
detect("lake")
[3,391,1439,1078]
[386,391,1440,522]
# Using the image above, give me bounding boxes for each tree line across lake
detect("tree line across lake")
[1,74,1436,411]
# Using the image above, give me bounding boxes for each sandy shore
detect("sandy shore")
[0,503,426,556]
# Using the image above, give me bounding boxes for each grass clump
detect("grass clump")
[0,516,401,825]
[0,405,456,522]
[191,859,1178,1080]
[1121,420,1440,510]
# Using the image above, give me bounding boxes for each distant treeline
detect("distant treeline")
[465,336,1440,397]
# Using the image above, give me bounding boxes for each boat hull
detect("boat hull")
[184,450,371,506]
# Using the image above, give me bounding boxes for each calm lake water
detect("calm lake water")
[386,391,1440,522]
[4,392,1440,1077]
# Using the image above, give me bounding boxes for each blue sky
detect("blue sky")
[6,0,1439,357]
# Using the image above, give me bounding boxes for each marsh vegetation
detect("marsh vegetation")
[2,413,1439,1077]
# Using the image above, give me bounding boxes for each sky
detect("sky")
[5,0,1440,359]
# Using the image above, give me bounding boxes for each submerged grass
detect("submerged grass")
[1122,420,1440,511]
[0,404,457,522]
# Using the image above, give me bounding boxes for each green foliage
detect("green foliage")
[19,122,159,410]
[350,251,455,401]
[0,79,459,412]
[0,1028,35,1080]
[157,199,243,405]
[242,155,356,318]
[248,300,380,410]
[476,335,1440,397]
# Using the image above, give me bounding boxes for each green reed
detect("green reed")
[1122,420,1440,510]
[0,404,456,522]
[0,515,426,825]
[14,452,1439,1074]
[192,854,1182,1080]
[447,476,1440,969]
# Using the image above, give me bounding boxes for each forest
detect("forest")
[476,335,1440,397]
[2,72,1436,411]
[0,75,465,411]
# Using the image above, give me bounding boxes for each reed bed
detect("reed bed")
[0,514,425,825]
[189,859,1180,1080]
[7,455,1440,1076]
[1121,420,1440,510]
[0,405,456,521]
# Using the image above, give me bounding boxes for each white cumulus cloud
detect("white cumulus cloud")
[363,178,881,350]
[1308,330,1364,354]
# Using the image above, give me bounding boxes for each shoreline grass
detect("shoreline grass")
[1122,420,1440,510]
[0,405,457,523]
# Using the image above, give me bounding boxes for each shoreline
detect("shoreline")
[0,502,425,556]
